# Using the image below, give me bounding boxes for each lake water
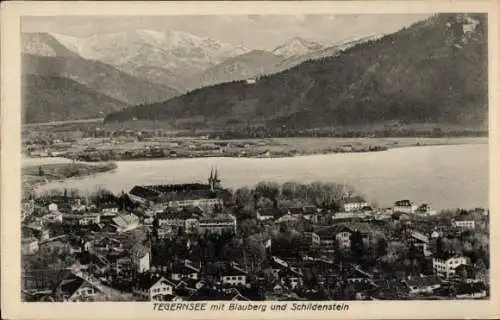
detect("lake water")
[27,144,488,210]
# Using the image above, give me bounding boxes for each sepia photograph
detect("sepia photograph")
[1,1,499,319]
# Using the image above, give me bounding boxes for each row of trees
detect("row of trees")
[208,127,487,140]
[231,181,361,216]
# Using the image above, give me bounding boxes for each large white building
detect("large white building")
[128,168,224,213]
[393,200,418,214]
[452,216,476,229]
[340,197,368,212]
[433,255,468,279]
[62,213,101,226]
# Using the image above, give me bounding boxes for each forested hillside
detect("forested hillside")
[105,14,487,131]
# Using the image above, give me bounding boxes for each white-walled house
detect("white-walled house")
[170,261,200,281]
[133,251,151,274]
[221,263,247,286]
[433,255,469,279]
[452,216,476,229]
[340,197,368,212]
[54,274,103,302]
[404,275,442,295]
[133,275,175,301]
[48,203,58,212]
[393,200,418,214]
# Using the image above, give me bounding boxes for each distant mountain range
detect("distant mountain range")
[104,13,488,130]
[271,37,325,59]
[188,36,383,89]
[22,30,253,92]
[22,33,180,123]
[22,29,382,123]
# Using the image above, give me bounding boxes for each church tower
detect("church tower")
[208,168,215,191]
[208,166,221,191]
[213,167,221,189]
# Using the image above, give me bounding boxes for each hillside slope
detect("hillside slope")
[105,14,488,130]
[22,75,127,123]
[23,53,179,105]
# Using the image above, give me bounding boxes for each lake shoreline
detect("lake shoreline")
[27,143,488,210]
[58,136,487,163]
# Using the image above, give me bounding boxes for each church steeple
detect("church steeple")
[208,166,221,192]
[214,167,221,189]
[208,167,215,191]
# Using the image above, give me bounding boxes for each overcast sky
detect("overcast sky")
[22,14,433,49]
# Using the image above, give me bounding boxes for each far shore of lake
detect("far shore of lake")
[50,136,487,163]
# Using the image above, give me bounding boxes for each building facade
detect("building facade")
[433,255,468,279]
[393,200,418,214]
[198,214,237,235]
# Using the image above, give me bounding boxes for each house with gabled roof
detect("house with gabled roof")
[187,286,247,301]
[393,199,418,214]
[170,260,200,281]
[403,275,442,295]
[340,196,369,212]
[54,273,104,302]
[408,230,431,255]
[133,274,175,301]
[279,267,304,290]
[452,215,476,229]
[112,213,139,233]
[221,262,247,286]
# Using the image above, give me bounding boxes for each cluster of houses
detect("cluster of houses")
[21,170,489,302]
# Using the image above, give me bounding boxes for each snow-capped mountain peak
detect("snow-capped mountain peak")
[272,37,325,59]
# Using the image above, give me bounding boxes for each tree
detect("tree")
[342,185,357,199]
[375,237,388,257]
[254,181,280,208]
[69,188,81,198]
[233,187,253,208]
[281,181,300,200]
[38,166,45,176]
[350,230,365,258]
